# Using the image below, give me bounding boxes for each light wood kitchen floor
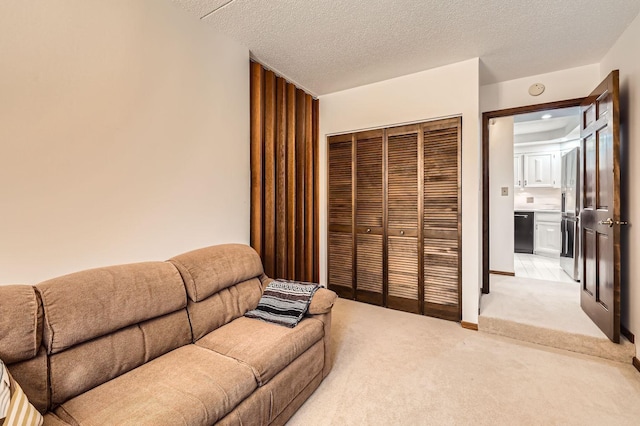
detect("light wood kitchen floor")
[514,253,575,283]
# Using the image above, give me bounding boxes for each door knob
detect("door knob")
[366,228,371,233]
[400,230,405,235]
[598,218,629,227]
[598,218,613,227]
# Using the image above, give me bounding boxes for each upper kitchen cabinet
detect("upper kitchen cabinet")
[514,150,561,189]
[514,154,523,188]
[551,151,561,188]
[512,106,580,190]
[523,152,553,188]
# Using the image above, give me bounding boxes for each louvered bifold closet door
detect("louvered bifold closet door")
[386,125,421,314]
[355,130,384,306]
[423,117,462,321]
[328,134,354,299]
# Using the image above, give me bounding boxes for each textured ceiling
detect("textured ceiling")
[171,0,640,95]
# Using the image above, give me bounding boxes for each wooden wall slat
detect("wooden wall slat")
[275,77,287,279]
[304,94,314,282]
[250,61,318,282]
[312,99,320,283]
[295,88,307,279]
[250,62,264,258]
[263,70,276,278]
[286,83,297,280]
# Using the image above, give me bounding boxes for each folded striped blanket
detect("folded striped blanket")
[245,279,319,328]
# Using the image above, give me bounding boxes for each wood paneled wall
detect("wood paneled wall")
[250,61,319,282]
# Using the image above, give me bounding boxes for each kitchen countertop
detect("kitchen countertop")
[514,208,561,213]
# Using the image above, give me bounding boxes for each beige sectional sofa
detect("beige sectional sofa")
[0,244,337,425]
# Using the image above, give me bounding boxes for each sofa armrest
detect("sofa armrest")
[308,288,337,315]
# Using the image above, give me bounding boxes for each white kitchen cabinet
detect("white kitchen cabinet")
[534,211,561,257]
[523,153,553,187]
[551,151,561,188]
[514,154,523,188]
[514,145,564,188]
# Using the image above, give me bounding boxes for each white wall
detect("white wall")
[481,64,600,112]
[599,12,640,355]
[319,58,481,323]
[0,0,250,284]
[489,117,514,273]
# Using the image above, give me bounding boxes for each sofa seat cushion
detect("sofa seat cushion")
[56,345,257,426]
[196,316,324,386]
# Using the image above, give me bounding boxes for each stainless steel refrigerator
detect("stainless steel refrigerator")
[560,147,580,281]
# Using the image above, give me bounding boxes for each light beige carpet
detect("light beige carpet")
[479,275,635,362]
[482,274,604,337]
[289,298,640,425]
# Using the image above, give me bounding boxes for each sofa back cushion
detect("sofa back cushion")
[37,262,187,354]
[0,285,49,413]
[169,244,264,303]
[36,261,192,407]
[0,285,42,364]
[188,278,264,341]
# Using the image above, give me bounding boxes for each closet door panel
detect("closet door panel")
[328,135,354,299]
[423,118,461,321]
[356,234,383,305]
[328,137,353,228]
[356,131,383,229]
[354,130,384,305]
[387,236,420,313]
[328,232,353,299]
[387,128,419,231]
[386,125,420,313]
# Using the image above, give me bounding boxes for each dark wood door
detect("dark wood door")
[386,124,421,314]
[355,130,384,306]
[327,134,354,299]
[579,70,622,342]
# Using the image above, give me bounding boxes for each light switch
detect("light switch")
[501,187,508,196]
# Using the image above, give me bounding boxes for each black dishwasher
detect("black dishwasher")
[514,211,534,254]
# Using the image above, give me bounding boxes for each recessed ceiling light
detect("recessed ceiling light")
[541,113,552,119]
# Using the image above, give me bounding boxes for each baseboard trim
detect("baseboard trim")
[621,325,635,344]
[461,321,478,331]
[489,270,515,277]
[633,357,640,373]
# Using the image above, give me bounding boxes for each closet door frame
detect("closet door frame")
[326,116,462,321]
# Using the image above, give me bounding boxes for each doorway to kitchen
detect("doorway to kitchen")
[511,106,580,284]
[479,98,634,361]
[486,104,588,325]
